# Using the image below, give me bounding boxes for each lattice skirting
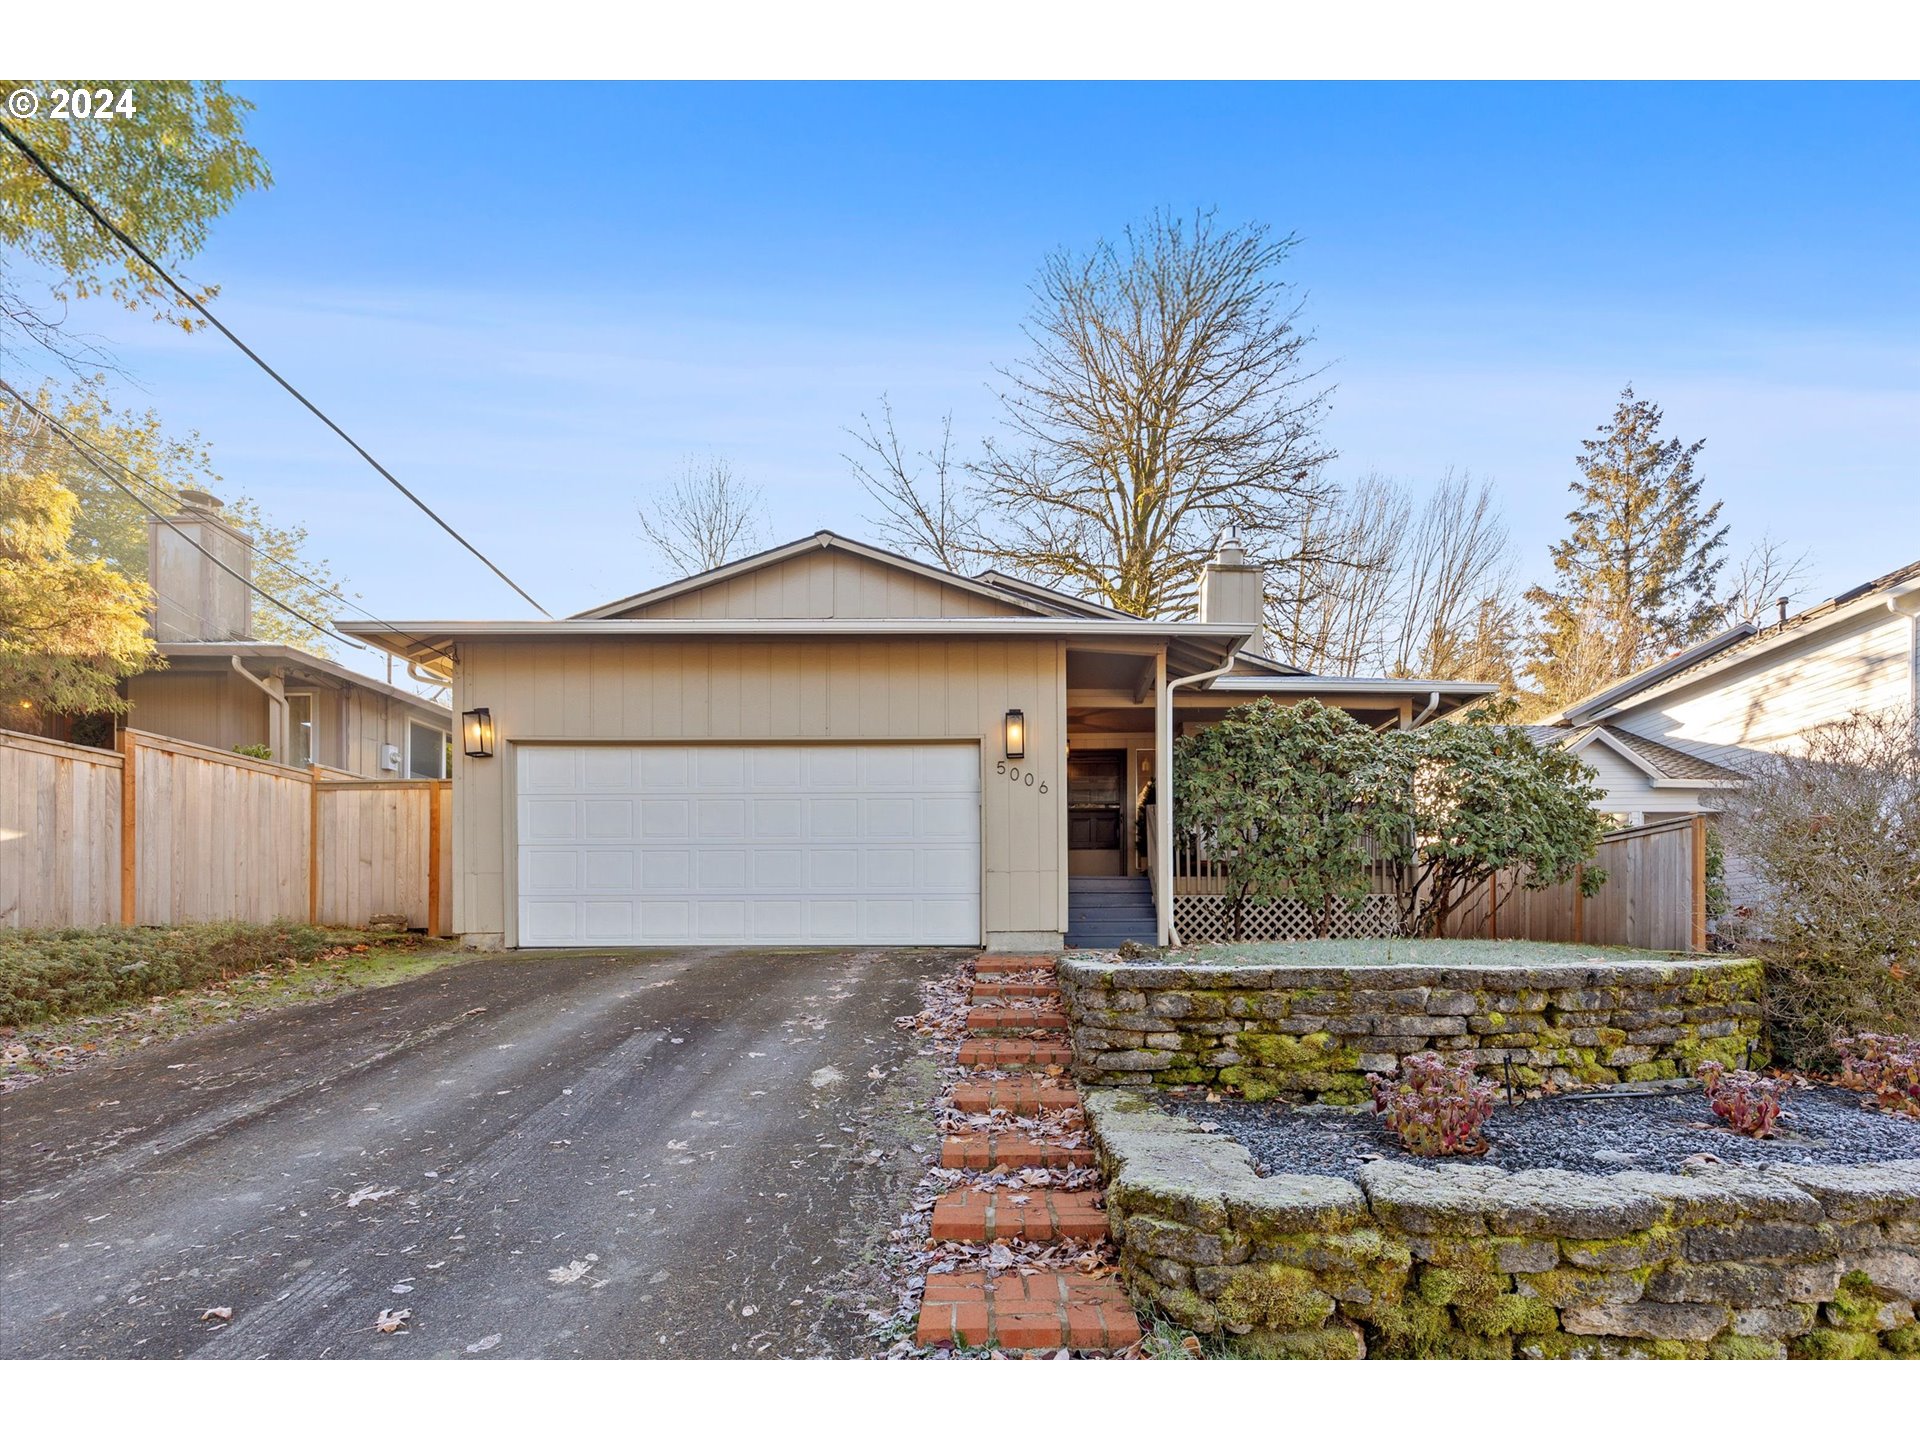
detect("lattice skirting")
[1171,893,1401,944]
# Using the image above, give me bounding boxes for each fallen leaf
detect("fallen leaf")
[374,1308,411,1333]
[345,1184,397,1208]
[1182,1334,1203,1358]
[548,1258,596,1285]
[198,1307,232,1322]
[466,1333,502,1353]
[740,1304,758,1317]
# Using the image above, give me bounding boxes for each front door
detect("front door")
[1067,748,1125,877]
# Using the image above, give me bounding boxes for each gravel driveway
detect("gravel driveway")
[0,946,959,1359]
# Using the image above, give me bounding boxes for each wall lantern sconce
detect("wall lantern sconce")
[462,707,495,758]
[1004,708,1026,761]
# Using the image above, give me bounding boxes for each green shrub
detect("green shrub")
[0,922,367,1026]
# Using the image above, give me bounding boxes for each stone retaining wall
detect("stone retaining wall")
[1086,1089,1920,1359]
[1058,955,1765,1102]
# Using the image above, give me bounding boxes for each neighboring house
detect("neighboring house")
[1540,558,1920,778]
[1537,560,1920,914]
[1523,723,1742,829]
[341,529,1492,952]
[125,490,453,778]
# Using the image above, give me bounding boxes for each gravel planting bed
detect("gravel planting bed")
[1164,1083,1920,1179]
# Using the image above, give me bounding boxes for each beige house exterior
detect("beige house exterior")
[126,491,453,779]
[345,532,1492,951]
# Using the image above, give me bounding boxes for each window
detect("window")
[288,693,316,768]
[407,720,450,779]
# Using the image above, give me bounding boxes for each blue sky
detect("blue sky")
[42,82,1920,679]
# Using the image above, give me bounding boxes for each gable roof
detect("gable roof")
[573,531,1060,621]
[1550,558,1920,725]
[1526,723,1739,785]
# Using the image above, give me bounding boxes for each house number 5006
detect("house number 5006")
[996,760,1048,793]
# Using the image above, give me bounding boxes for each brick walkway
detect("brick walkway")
[913,954,1142,1355]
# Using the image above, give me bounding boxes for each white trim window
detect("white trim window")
[407,719,450,779]
[288,692,317,769]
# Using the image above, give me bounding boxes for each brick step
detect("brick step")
[956,1037,1073,1070]
[951,1079,1082,1114]
[966,1007,1067,1032]
[975,954,1057,975]
[916,1270,1142,1352]
[931,1186,1110,1243]
[971,981,1062,1001]
[940,1133,1095,1169]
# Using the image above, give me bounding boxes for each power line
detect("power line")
[0,115,552,618]
[5,379,396,659]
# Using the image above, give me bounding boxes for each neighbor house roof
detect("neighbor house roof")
[157,641,452,718]
[1526,722,1740,787]
[1548,558,1920,726]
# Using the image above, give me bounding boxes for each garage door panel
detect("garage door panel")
[921,795,977,839]
[865,796,917,838]
[694,798,747,838]
[698,849,749,891]
[517,743,980,947]
[582,851,634,891]
[752,849,805,889]
[809,797,860,839]
[582,749,633,788]
[862,848,916,889]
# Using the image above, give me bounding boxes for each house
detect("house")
[1538,558,1920,794]
[125,490,454,778]
[340,530,1492,951]
[1522,722,1742,829]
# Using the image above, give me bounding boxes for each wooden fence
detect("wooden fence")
[0,727,450,934]
[1438,815,1707,953]
[1162,811,1707,951]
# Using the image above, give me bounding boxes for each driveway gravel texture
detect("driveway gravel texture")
[0,946,962,1359]
[1167,1084,1920,1180]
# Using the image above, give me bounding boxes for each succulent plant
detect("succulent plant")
[1697,1060,1786,1138]
[1835,1033,1920,1119]
[1368,1051,1496,1158]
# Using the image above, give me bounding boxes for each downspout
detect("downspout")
[1156,634,1253,947]
[230,656,290,765]
[1407,690,1442,730]
[1894,596,1920,747]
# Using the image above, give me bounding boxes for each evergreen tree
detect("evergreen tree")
[1526,387,1727,706]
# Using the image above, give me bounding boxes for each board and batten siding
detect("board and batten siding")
[452,637,1068,946]
[608,548,1026,621]
[1611,608,1913,768]
[0,729,123,929]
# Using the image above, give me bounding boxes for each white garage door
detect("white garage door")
[515,743,981,947]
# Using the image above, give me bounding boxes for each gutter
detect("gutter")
[229,656,290,765]
[1155,634,1254,946]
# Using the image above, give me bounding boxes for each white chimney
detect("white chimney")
[148,489,254,642]
[1197,526,1267,657]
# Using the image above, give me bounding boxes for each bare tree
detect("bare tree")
[1717,534,1814,627]
[637,455,766,577]
[968,208,1334,617]
[1266,470,1518,684]
[844,398,979,571]
[1394,471,1515,678]
[1267,474,1409,673]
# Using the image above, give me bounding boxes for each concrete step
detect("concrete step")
[916,1270,1142,1352]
